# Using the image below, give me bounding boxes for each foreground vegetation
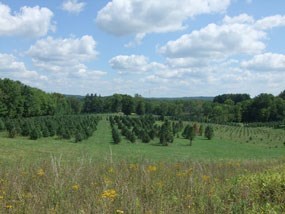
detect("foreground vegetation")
[0,157,284,213]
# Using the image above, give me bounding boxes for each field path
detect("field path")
[91,117,113,144]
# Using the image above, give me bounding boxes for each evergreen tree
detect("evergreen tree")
[30,128,41,140]
[205,125,214,140]
[199,125,204,136]
[112,127,121,144]
[188,126,195,146]
[159,120,173,146]
[0,118,5,131]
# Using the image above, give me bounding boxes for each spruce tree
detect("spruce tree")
[205,125,214,140]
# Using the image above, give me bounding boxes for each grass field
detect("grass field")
[0,118,284,165]
[0,117,285,213]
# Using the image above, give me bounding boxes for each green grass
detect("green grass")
[1,118,285,213]
[0,118,284,165]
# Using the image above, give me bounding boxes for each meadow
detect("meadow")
[0,116,285,213]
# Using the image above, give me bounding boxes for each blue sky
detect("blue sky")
[0,0,285,97]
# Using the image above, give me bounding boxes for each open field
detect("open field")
[0,118,285,165]
[0,117,285,213]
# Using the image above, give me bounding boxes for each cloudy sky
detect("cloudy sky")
[0,0,285,97]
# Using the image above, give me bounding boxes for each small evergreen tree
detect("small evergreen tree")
[205,125,214,140]
[188,126,195,146]
[199,125,204,136]
[0,118,5,131]
[112,127,121,144]
[75,132,84,143]
[159,120,173,146]
[30,128,41,140]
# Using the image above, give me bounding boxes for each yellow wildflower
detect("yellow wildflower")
[202,175,210,183]
[108,167,114,173]
[5,204,13,209]
[72,184,80,191]
[101,189,117,200]
[37,168,45,177]
[147,165,157,172]
[129,163,138,170]
[103,177,112,185]
[0,195,4,200]
[116,209,124,214]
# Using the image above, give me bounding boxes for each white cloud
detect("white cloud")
[241,53,285,72]
[0,53,47,81]
[62,0,86,14]
[159,14,285,63]
[27,35,98,70]
[223,13,254,24]
[109,55,165,73]
[159,14,269,60]
[255,15,285,30]
[0,3,54,37]
[27,35,105,84]
[96,0,231,37]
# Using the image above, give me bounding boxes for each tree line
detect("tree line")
[1,78,285,124]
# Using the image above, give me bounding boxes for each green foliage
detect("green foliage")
[112,127,121,144]
[232,165,285,212]
[182,124,195,146]
[75,132,84,143]
[159,120,174,146]
[205,125,214,140]
[199,125,204,136]
[30,128,42,140]
[0,118,5,131]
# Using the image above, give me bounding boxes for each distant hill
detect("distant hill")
[146,96,214,101]
[64,94,214,102]
[64,94,85,100]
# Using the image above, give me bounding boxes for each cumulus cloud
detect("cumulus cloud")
[0,53,47,81]
[255,15,285,30]
[109,55,165,73]
[241,53,285,72]
[62,0,86,14]
[96,0,231,38]
[0,3,54,37]
[159,14,285,63]
[27,35,98,70]
[27,35,106,81]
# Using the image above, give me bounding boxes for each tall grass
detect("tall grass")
[0,156,284,213]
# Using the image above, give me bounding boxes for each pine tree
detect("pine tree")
[205,125,214,140]
[112,127,121,144]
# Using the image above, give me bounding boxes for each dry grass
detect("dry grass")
[0,156,284,213]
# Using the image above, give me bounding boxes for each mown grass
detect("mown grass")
[0,119,284,165]
[0,118,285,213]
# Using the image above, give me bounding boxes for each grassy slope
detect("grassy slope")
[0,118,284,165]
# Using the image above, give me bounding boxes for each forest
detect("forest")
[1,78,285,124]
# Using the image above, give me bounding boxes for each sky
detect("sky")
[0,0,285,97]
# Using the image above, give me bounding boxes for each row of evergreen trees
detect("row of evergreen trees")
[1,115,100,142]
[109,116,187,146]
[182,124,214,146]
